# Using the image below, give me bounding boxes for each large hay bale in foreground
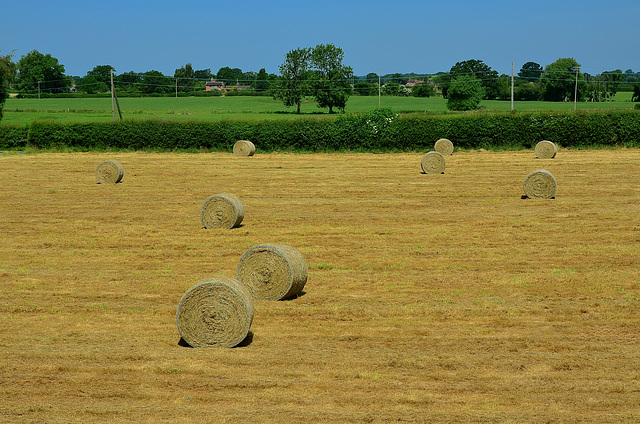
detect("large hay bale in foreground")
[200,193,244,229]
[233,140,256,157]
[237,244,308,300]
[535,140,558,159]
[176,275,254,348]
[523,169,557,199]
[434,138,454,156]
[95,160,124,184]
[420,151,446,174]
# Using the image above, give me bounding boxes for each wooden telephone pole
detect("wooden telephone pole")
[111,69,123,121]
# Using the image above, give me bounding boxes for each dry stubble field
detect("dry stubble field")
[0,149,639,423]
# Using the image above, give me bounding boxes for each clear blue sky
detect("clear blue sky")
[1,0,638,77]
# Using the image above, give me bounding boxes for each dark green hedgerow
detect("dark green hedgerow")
[0,125,29,149]
[1,110,639,151]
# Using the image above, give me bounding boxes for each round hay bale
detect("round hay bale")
[237,244,307,301]
[176,275,254,348]
[535,140,557,159]
[420,151,446,174]
[233,140,256,157]
[523,169,557,199]
[434,138,454,155]
[95,160,124,184]
[200,193,244,229]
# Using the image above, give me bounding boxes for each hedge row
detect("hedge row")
[1,110,639,151]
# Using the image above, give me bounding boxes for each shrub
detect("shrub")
[3,110,639,151]
[0,125,28,148]
[447,76,485,111]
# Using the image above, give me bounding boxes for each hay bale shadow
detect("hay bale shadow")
[283,291,307,301]
[178,331,254,348]
[521,195,555,200]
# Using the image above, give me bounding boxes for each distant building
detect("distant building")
[405,79,425,87]
[205,79,224,91]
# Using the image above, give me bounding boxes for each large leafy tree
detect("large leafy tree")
[447,75,485,111]
[0,52,16,121]
[194,68,213,80]
[430,72,452,98]
[541,57,586,102]
[353,81,377,96]
[16,50,70,94]
[365,72,379,83]
[216,66,243,85]
[517,62,543,81]
[116,71,141,91]
[174,63,196,91]
[273,47,312,114]
[411,81,434,98]
[76,75,109,93]
[87,65,115,87]
[139,70,172,94]
[252,68,270,91]
[309,43,353,114]
[450,59,500,99]
[76,65,114,93]
[514,81,543,101]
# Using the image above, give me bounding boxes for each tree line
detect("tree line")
[2,48,640,118]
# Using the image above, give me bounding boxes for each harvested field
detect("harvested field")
[0,150,639,423]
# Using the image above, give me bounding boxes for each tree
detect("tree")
[16,50,70,94]
[540,58,586,102]
[411,81,434,98]
[139,70,172,94]
[365,73,379,83]
[1,52,16,121]
[273,47,312,114]
[116,71,141,91]
[309,43,353,113]
[76,75,109,93]
[353,81,377,96]
[252,68,270,91]
[216,66,243,86]
[75,65,113,94]
[239,71,257,87]
[174,63,196,92]
[382,82,410,96]
[86,65,115,87]
[623,69,637,84]
[514,81,542,101]
[632,83,640,102]
[430,72,452,98]
[387,73,408,85]
[587,70,623,102]
[194,69,213,80]
[517,62,543,81]
[447,75,485,111]
[450,59,500,99]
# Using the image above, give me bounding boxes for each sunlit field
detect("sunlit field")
[1,149,638,423]
[1,92,636,125]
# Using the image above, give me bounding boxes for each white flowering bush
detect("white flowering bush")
[364,108,398,135]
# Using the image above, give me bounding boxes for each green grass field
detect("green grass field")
[1,92,637,125]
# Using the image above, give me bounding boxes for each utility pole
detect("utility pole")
[38,81,41,99]
[378,70,381,108]
[511,62,514,112]
[111,70,115,121]
[176,79,178,99]
[110,69,123,121]
[574,67,579,111]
